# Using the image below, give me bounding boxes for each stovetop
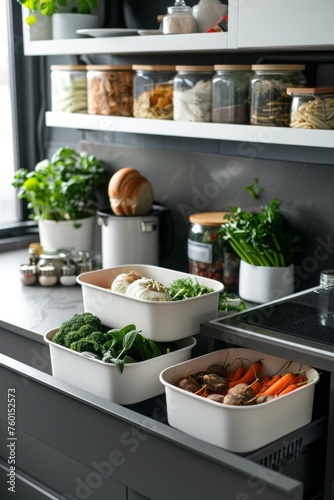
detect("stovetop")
[212,288,334,354]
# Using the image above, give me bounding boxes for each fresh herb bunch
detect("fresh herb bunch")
[12,147,105,221]
[17,0,97,25]
[219,180,303,267]
[168,277,214,301]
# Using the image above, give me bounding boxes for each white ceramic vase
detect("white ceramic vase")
[38,217,96,252]
[52,13,99,39]
[238,260,294,304]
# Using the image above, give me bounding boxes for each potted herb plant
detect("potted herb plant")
[12,147,105,251]
[219,179,303,303]
[18,0,99,39]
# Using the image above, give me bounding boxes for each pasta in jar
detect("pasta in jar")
[87,65,133,117]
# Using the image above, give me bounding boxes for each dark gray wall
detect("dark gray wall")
[41,10,334,293]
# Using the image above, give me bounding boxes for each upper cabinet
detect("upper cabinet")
[237,0,334,51]
[22,0,334,56]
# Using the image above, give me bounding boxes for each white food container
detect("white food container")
[160,348,319,453]
[44,328,196,405]
[76,265,224,341]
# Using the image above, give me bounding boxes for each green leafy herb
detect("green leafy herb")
[167,277,214,301]
[12,147,105,221]
[219,187,303,267]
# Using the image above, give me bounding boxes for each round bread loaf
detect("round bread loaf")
[108,167,153,216]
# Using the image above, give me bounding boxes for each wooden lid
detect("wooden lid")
[214,65,251,71]
[50,65,86,71]
[287,86,334,95]
[132,65,175,71]
[86,65,132,71]
[189,212,230,226]
[251,64,305,71]
[175,65,214,72]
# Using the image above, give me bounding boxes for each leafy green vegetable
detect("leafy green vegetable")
[52,314,175,374]
[167,277,214,301]
[219,196,303,267]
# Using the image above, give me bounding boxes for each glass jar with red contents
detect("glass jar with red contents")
[187,212,239,291]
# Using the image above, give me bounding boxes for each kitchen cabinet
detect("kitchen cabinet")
[237,0,334,50]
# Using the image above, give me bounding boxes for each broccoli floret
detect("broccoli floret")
[53,313,102,346]
[85,331,108,345]
[64,324,100,347]
[70,338,104,357]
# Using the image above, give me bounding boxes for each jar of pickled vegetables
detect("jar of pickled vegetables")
[51,65,87,113]
[287,86,334,129]
[132,65,175,119]
[188,212,240,290]
[212,64,252,124]
[173,65,214,122]
[250,64,306,127]
[86,65,133,116]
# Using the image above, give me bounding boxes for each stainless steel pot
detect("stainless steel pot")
[97,204,173,268]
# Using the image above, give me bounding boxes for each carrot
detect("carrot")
[257,373,281,393]
[277,383,297,396]
[250,379,262,393]
[259,372,296,396]
[228,359,263,389]
[228,365,245,381]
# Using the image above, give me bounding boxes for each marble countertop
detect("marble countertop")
[0,248,84,337]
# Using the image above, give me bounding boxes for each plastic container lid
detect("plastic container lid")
[214,64,252,71]
[189,212,230,226]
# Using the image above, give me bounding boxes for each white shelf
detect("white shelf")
[45,112,334,148]
[23,32,229,56]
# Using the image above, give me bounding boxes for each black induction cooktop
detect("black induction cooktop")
[214,288,334,353]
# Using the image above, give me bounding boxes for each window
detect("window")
[0,1,19,225]
[0,1,43,235]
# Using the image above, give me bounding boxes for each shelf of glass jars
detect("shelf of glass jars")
[23,32,229,56]
[45,111,334,148]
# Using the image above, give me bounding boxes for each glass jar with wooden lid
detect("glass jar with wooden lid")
[87,65,133,116]
[250,64,306,127]
[287,86,334,129]
[132,65,175,119]
[188,211,240,291]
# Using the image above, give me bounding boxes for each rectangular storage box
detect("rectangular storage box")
[76,265,224,341]
[44,328,196,405]
[160,348,319,453]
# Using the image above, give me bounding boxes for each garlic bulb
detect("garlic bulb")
[111,271,143,294]
[125,278,172,302]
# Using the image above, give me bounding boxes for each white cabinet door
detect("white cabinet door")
[237,0,334,49]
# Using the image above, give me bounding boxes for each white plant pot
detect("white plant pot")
[238,260,294,304]
[38,217,96,252]
[21,9,53,41]
[52,13,99,39]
